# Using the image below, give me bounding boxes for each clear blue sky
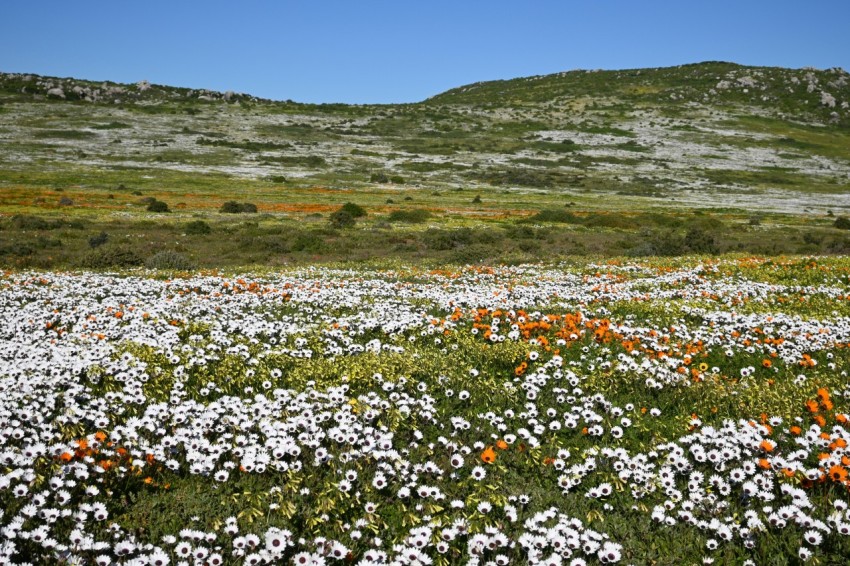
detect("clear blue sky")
[2,1,848,104]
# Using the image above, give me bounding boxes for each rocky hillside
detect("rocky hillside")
[428,62,850,126]
[1,62,849,213]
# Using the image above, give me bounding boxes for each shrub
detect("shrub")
[389,175,405,184]
[0,243,34,256]
[834,216,850,230]
[370,172,389,183]
[11,215,53,230]
[472,195,482,204]
[423,228,472,250]
[184,220,212,235]
[58,197,74,206]
[684,227,719,254]
[88,231,109,249]
[388,209,432,223]
[530,209,580,223]
[78,246,144,269]
[340,202,367,218]
[329,209,356,229]
[220,201,258,213]
[448,243,493,265]
[291,232,329,253]
[145,250,195,270]
[220,201,242,213]
[146,199,170,213]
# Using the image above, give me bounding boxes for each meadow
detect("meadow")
[2,62,850,564]
[2,257,850,564]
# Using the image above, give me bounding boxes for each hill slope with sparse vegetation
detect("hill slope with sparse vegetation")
[1,62,850,268]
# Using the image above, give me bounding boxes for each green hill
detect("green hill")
[1,62,850,267]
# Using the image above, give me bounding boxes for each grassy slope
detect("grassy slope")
[0,62,849,268]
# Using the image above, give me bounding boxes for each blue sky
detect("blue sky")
[1,1,848,104]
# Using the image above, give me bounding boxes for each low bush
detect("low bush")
[388,209,432,223]
[145,250,195,270]
[220,201,258,213]
[146,199,170,213]
[184,220,212,235]
[339,202,367,218]
[78,246,144,269]
[834,216,850,230]
[529,209,581,223]
[329,210,356,229]
[88,231,109,249]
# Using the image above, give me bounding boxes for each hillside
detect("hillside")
[1,62,849,213]
[1,62,850,268]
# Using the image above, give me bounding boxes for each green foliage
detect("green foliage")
[388,209,432,223]
[834,216,850,230]
[145,250,195,270]
[339,202,367,218]
[184,220,212,235]
[329,209,356,229]
[423,228,472,250]
[78,245,144,269]
[146,199,170,213]
[88,231,109,249]
[220,201,258,213]
[530,209,581,223]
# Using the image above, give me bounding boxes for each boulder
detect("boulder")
[821,91,837,108]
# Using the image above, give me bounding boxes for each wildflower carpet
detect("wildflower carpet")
[1,257,850,564]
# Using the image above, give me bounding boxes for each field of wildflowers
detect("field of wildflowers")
[2,257,850,564]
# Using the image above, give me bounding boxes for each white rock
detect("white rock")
[820,91,837,108]
[46,87,65,99]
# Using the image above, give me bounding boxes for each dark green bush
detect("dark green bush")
[146,199,170,213]
[11,215,54,230]
[684,227,719,254]
[834,216,850,230]
[423,228,472,250]
[184,220,212,235]
[340,202,367,218]
[370,172,389,183]
[291,232,329,253]
[530,209,581,223]
[145,250,195,270]
[329,210,356,229]
[88,231,109,249]
[448,243,494,265]
[78,246,144,269]
[388,209,432,223]
[220,201,258,213]
[0,243,34,256]
[389,175,405,184]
